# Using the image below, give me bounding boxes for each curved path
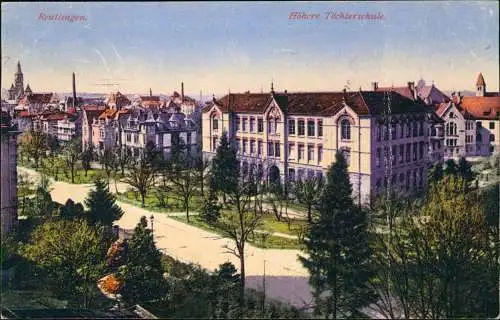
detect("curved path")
[18,167,313,309]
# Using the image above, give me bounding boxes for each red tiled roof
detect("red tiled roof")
[435,102,449,117]
[83,107,106,125]
[140,96,160,102]
[83,105,105,111]
[205,91,428,116]
[19,111,32,117]
[99,108,118,120]
[376,86,416,101]
[459,96,500,120]
[27,93,54,104]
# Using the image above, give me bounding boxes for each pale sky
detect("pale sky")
[1,1,499,97]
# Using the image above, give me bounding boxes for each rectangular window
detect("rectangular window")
[406,143,411,162]
[250,117,255,132]
[384,125,389,141]
[235,139,241,153]
[413,142,418,161]
[490,134,495,142]
[275,143,280,158]
[258,141,263,156]
[392,145,397,165]
[213,119,218,130]
[376,148,381,168]
[236,117,240,131]
[307,120,315,137]
[250,140,255,154]
[476,121,482,129]
[391,124,397,140]
[317,120,323,137]
[377,125,381,141]
[242,118,247,132]
[419,142,424,159]
[341,148,351,166]
[258,118,264,132]
[298,120,305,136]
[419,122,424,136]
[242,139,248,154]
[490,122,495,129]
[308,145,314,161]
[288,168,296,182]
[400,123,405,138]
[288,119,296,135]
[288,143,295,160]
[267,142,274,157]
[133,134,138,143]
[126,133,131,142]
[318,146,323,163]
[212,136,217,151]
[298,144,305,161]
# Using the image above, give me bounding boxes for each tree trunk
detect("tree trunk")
[71,165,75,183]
[307,205,312,223]
[186,199,190,223]
[239,250,246,313]
[141,192,145,207]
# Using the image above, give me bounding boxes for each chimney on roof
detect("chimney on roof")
[372,82,378,91]
[181,82,184,101]
[72,72,77,110]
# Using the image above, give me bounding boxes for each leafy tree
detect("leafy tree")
[443,159,457,176]
[84,178,124,226]
[292,176,324,222]
[300,152,375,318]
[200,192,222,225]
[457,156,474,184]
[377,176,497,318]
[209,131,240,203]
[119,216,167,305]
[20,130,48,168]
[123,158,156,208]
[26,176,55,217]
[63,137,82,183]
[81,144,94,177]
[59,198,85,220]
[427,162,444,185]
[46,134,60,156]
[22,219,107,308]
[18,173,35,216]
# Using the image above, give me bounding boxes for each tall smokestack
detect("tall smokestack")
[181,82,184,101]
[72,72,76,109]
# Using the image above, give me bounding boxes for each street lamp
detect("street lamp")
[150,214,154,238]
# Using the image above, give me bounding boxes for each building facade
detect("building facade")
[121,109,198,160]
[203,89,437,205]
[436,73,500,159]
[1,111,20,237]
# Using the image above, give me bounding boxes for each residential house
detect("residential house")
[121,108,198,161]
[82,105,106,149]
[435,73,500,158]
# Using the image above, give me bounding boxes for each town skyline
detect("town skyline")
[2,2,499,95]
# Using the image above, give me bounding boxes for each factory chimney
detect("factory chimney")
[72,72,77,109]
[181,82,184,101]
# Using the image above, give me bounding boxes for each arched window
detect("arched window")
[341,119,351,140]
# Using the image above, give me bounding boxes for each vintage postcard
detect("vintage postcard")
[1,2,499,319]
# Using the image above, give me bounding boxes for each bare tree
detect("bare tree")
[218,174,264,303]
[292,176,324,222]
[100,148,116,187]
[63,137,81,183]
[123,158,155,207]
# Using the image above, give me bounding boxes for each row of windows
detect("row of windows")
[375,142,426,168]
[288,168,324,182]
[288,119,324,137]
[236,117,265,133]
[376,167,425,193]
[288,143,323,163]
[466,121,496,130]
[376,121,424,141]
[445,122,457,136]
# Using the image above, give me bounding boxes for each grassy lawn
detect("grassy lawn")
[18,158,106,184]
[116,188,205,213]
[259,214,308,236]
[170,215,305,250]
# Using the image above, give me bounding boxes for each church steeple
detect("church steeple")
[476,72,486,97]
[14,61,24,97]
[16,61,22,75]
[25,84,32,95]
